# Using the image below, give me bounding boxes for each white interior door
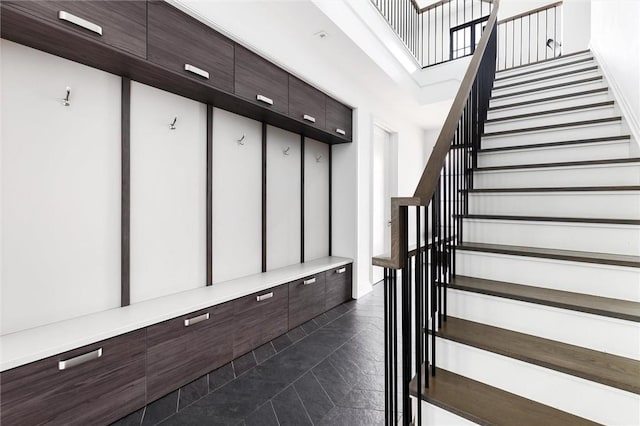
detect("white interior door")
[371,125,393,285]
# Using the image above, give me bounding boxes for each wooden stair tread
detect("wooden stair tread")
[451,275,640,322]
[483,117,621,138]
[456,242,640,268]
[495,49,591,76]
[489,88,608,111]
[475,157,640,172]
[490,76,603,101]
[410,367,598,426]
[478,135,630,154]
[458,214,640,226]
[494,65,599,91]
[494,56,594,82]
[466,185,640,193]
[433,317,640,394]
[485,101,614,124]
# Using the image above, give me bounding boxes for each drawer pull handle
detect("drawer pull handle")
[335,128,346,136]
[184,312,210,327]
[257,292,274,302]
[336,267,346,274]
[184,64,210,80]
[58,348,103,370]
[256,94,274,105]
[58,11,103,36]
[303,278,316,285]
[303,114,316,123]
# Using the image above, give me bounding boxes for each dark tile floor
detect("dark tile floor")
[158,282,386,425]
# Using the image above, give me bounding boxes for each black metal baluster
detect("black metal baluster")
[415,205,422,425]
[384,267,390,426]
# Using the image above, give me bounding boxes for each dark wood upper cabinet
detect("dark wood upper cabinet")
[289,273,327,329]
[325,264,353,310]
[4,0,147,58]
[289,76,326,130]
[147,1,234,93]
[326,96,353,141]
[233,284,289,357]
[0,330,146,426]
[235,45,289,115]
[146,302,234,403]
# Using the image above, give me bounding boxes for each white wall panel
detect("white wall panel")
[130,82,206,303]
[304,138,330,262]
[267,126,301,270]
[1,41,121,334]
[212,108,262,283]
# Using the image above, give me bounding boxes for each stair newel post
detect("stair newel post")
[399,205,411,426]
[384,266,399,426]
[414,205,423,424]
[383,267,390,426]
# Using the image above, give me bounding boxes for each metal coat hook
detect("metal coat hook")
[283,146,290,156]
[237,134,245,145]
[62,87,71,106]
[316,154,323,163]
[169,117,177,130]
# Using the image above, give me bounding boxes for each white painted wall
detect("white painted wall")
[1,41,121,334]
[304,138,330,262]
[129,82,207,304]
[590,0,640,144]
[212,108,263,283]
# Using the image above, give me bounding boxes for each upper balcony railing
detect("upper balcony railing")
[371,0,562,70]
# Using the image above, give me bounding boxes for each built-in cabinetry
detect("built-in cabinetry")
[0,262,353,425]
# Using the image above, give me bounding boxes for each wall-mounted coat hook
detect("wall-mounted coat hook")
[316,154,323,163]
[283,146,290,156]
[169,117,177,130]
[237,134,245,145]
[62,86,71,106]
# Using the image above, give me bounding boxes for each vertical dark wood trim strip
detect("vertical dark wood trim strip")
[301,135,305,263]
[206,104,213,286]
[328,145,333,256]
[121,77,131,307]
[262,122,267,273]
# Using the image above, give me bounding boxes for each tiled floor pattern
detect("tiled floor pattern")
[114,283,387,426]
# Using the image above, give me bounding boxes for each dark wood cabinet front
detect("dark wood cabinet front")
[326,96,353,141]
[147,1,234,93]
[325,264,353,310]
[233,284,289,357]
[0,330,146,426]
[146,302,234,402]
[289,76,326,130]
[4,0,147,58]
[235,45,289,115]
[289,273,327,329]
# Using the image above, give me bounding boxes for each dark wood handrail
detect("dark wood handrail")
[497,1,561,24]
[372,0,500,269]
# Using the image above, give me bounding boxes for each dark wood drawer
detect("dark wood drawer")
[289,273,326,329]
[0,330,146,426]
[233,284,288,357]
[235,45,289,115]
[146,302,234,402]
[147,1,234,93]
[326,97,352,141]
[289,76,326,130]
[325,264,353,310]
[5,0,147,57]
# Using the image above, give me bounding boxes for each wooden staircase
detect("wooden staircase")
[410,51,640,425]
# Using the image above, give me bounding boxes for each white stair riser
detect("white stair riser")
[477,141,631,167]
[484,106,617,133]
[456,250,640,302]
[434,338,640,426]
[463,219,640,256]
[446,289,640,359]
[493,59,595,86]
[487,92,611,120]
[492,70,601,97]
[421,401,477,425]
[490,80,606,108]
[495,53,593,79]
[475,163,640,188]
[468,191,640,219]
[482,121,623,149]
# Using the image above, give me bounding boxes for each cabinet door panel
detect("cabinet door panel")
[146,302,234,402]
[325,264,353,310]
[289,76,326,130]
[5,0,147,57]
[148,1,234,93]
[289,273,326,329]
[235,45,288,115]
[0,330,146,426]
[326,97,352,141]
[130,82,207,303]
